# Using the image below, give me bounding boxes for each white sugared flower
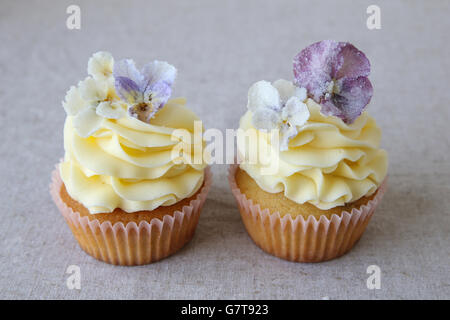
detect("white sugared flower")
[62,52,125,138]
[87,51,114,81]
[62,51,178,137]
[78,77,108,102]
[62,86,87,116]
[247,79,310,151]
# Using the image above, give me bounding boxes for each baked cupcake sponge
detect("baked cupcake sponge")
[235,168,377,219]
[51,167,212,265]
[230,165,387,262]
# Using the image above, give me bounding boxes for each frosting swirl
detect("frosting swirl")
[61,98,207,214]
[237,98,388,210]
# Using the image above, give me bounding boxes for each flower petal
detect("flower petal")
[293,40,338,100]
[96,101,124,119]
[144,80,172,110]
[322,77,373,124]
[63,86,87,116]
[247,80,281,112]
[272,79,297,103]
[252,107,281,130]
[114,76,143,104]
[334,43,370,80]
[141,60,177,91]
[73,107,103,137]
[113,59,144,88]
[88,51,114,81]
[294,86,307,102]
[78,77,108,101]
[293,40,373,124]
[128,103,154,123]
[282,97,310,127]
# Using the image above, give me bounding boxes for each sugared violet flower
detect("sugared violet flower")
[293,40,373,124]
[114,59,176,123]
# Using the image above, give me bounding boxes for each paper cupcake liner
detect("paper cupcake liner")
[228,164,387,263]
[50,164,212,266]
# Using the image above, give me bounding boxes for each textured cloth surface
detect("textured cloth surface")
[0,0,449,299]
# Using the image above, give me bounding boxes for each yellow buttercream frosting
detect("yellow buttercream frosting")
[61,98,207,214]
[237,98,388,210]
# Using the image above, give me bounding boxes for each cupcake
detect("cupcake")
[51,52,211,265]
[230,40,388,262]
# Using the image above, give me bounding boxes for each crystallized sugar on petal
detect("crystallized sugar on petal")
[115,76,143,104]
[113,59,145,88]
[294,86,307,102]
[73,107,103,137]
[272,79,297,103]
[63,53,179,135]
[63,86,87,116]
[293,40,337,100]
[141,60,177,90]
[128,102,155,123]
[293,40,373,124]
[88,51,114,81]
[282,97,310,127]
[252,107,281,130]
[78,77,108,102]
[247,80,281,112]
[96,101,124,119]
[335,43,370,80]
[247,79,312,150]
[144,80,172,110]
[330,77,373,123]
[112,57,177,124]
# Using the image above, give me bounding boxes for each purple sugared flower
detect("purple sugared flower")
[114,59,177,123]
[293,40,373,124]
